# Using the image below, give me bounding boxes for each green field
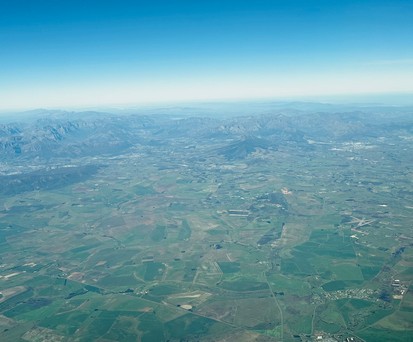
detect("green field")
[1,115,412,341]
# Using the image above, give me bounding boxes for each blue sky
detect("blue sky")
[1,0,413,109]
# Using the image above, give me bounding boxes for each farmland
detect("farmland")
[1,111,413,341]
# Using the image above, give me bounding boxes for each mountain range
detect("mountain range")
[1,106,412,163]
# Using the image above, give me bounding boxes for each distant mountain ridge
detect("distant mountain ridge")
[1,108,412,163]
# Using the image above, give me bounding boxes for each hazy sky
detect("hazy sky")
[1,0,413,109]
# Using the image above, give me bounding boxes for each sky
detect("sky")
[1,0,413,110]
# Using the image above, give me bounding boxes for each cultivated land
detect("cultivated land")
[0,109,413,341]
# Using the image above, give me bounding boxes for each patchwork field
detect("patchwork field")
[1,113,413,341]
